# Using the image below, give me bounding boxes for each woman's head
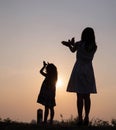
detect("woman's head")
[81,27,97,52]
[81,27,95,42]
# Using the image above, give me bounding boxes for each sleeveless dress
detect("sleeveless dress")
[37,77,56,108]
[67,42,97,94]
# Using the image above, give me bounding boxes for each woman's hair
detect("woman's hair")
[46,63,58,83]
[81,27,97,52]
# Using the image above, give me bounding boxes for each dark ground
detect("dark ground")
[0,122,116,130]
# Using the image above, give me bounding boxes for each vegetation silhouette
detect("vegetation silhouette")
[0,117,116,130]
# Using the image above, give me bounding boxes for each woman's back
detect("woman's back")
[76,42,96,64]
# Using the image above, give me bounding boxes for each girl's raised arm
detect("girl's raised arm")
[40,61,47,77]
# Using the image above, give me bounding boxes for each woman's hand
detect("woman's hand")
[61,41,70,47]
[70,37,75,46]
[61,37,75,47]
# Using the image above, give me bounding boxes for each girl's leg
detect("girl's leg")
[77,93,83,123]
[50,107,54,124]
[44,106,49,123]
[83,94,91,125]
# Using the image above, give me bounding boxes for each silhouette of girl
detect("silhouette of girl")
[37,61,58,124]
[61,27,97,126]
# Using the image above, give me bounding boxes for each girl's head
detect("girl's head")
[46,63,58,82]
[81,27,97,52]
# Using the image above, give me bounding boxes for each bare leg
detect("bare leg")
[44,106,49,123]
[83,94,91,125]
[50,107,54,124]
[77,93,83,123]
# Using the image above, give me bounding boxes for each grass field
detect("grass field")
[0,120,116,130]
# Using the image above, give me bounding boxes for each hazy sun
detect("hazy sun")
[56,79,63,88]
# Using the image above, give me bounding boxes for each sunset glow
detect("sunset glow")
[56,79,63,88]
[0,0,116,123]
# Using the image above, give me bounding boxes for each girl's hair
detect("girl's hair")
[46,63,58,83]
[81,27,97,52]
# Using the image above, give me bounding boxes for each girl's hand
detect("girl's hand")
[43,61,47,67]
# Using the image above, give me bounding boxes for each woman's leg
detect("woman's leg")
[83,94,91,125]
[77,93,83,122]
[44,106,49,123]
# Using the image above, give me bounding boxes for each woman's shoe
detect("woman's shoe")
[83,117,89,126]
[77,118,83,127]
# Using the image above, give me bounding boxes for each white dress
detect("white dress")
[67,42,97,94]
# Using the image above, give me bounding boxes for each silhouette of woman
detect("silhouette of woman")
[61,27,97,126]
[37,61,58,124]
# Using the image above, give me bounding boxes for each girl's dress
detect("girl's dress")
[37,77,56,108]
[67,42,97,94]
